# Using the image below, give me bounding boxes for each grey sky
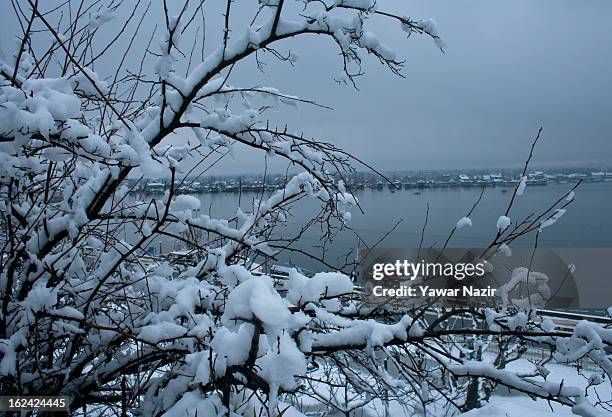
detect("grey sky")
[3,0,612,175]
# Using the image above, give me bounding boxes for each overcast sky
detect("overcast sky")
[3,0,612,175]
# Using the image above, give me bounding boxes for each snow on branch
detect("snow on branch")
[0,2,608,417]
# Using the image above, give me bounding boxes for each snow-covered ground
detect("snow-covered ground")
[283,358,611,417]
[464,360,611,417]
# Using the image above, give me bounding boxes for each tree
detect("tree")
[0,1,610,416]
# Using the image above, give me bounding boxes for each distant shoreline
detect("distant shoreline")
[132,168,611,195]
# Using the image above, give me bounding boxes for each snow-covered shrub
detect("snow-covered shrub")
[0,2,609,417]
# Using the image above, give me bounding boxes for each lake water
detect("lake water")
[146,181,612,273]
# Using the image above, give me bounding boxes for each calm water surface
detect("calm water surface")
[147,181,612,272]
